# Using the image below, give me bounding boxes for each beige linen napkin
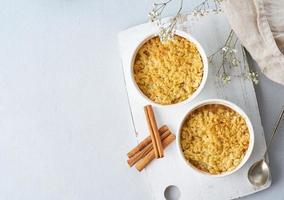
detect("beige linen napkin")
[221,0,284,85]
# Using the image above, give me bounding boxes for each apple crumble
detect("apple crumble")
[133,35,203,105]
[180,104,250,174]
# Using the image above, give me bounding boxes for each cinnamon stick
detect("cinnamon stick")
[127,125,168,158]
[144,106,159,159]
[127,130,171,167]
[146,105,164,158]
[135,134,176,172]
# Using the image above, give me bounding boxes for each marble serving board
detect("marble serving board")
[118,12,271,200]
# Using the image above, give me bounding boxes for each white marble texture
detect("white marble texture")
[0,0,283,200]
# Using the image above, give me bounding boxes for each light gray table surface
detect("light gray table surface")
[0,0,283,199]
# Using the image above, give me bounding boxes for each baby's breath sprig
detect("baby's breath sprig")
[149,0,222,43]
[149,0,183,43]
[158,4,184,42]
[208,30,259,84]
[149,0,174,22]
[241,46,259,84]
[191,0,222,17]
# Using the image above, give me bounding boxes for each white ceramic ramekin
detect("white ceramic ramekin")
[130,30,208,107]
[176,99,255,177]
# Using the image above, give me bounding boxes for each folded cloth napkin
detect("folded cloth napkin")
[220,0,284,85]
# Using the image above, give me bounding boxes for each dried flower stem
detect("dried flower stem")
[151,0,183,42]
[149,0,174,22]
[208,30,259,84]
[191,0,222,16]
[149,0,222,42]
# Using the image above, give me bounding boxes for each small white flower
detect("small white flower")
[246,71,259,84]
[222,46,229,52]
[221,74,231,84]
[232,59,238,66]
[148,10,157,22]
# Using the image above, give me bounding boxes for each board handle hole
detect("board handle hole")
[164,185,181,200]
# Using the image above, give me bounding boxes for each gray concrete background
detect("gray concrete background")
[0,0,283,199]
